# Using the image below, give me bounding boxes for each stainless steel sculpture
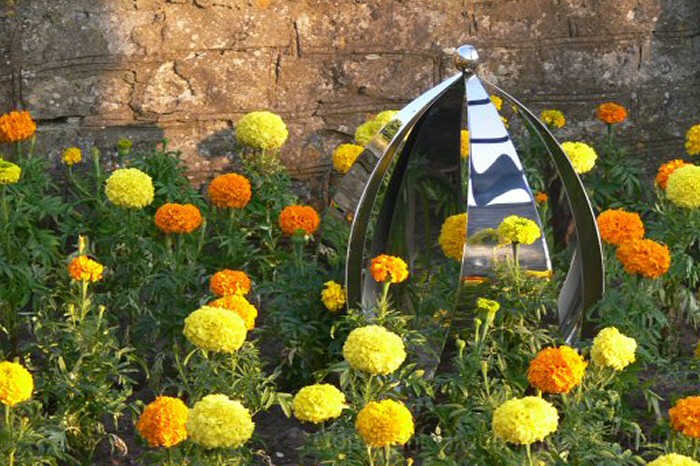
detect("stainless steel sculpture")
[333,44,604,342]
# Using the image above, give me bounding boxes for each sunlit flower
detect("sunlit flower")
[596,209,645,246]
[62,147,82,166]
[616,238,671,279]
[460,130,470,158]
[209,295,258,330]
[527,346,587,394]
[0,361,33,407]
[332,144,364,174]
[279,205,321,236]
[438,213,467,261]
[209,269,252,297]
[666,165,700,209]
[535,191,549,204]
[497,215,541,245]
[155,203,203,234]
[321,280,346,312]
[596,102,627,125]
[236,111,288,150]
[0,159,21,185]
[356,399,414,447]
[186,394,254,449]
[67,256,104,282]
[491,95,503,111]
[561,141,597,174]
[590,327,636,371]
[0,110,36,143]
[292,384,346,424]
[105,168,154,209]
[183,306,247,353]
[684,124,700,156]
[136,396,189,448]
[370,254,409,284]
[207,173,252,209]
[343,325,406,375]
[656,160,691,190]
[355,110,398,146]
[669,396,700,439]
[492,396,558,445]
[647,453,700,466]
[540,110,566,129]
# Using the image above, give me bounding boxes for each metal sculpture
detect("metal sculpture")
[334,44,604,342]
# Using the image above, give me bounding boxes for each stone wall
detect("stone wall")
[1,0,698,195]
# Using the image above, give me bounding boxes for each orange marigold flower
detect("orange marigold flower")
[596,209,645,246]
[209,295,258,330]
[527,346,587,394]
[67,256,104,282]
[616,239,671,279]
[154,203,203,235]
[370,254,409,284]
[136,396,189,448]
[210,269,252,297]
[596,102,627,125]
[207,173,252,209]
[0,111,37,143]
[279,205,321,236]
[535,192,548,204]
[669,396,700,439]
[656,159,691,190]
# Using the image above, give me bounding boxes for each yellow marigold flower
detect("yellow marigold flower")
[616,238,671,279]
[666,165,700,209]
[370,254,409,284]
[497,215,541,245]
[476,297,500,324]
[686,124,700,156]
[0,361,33,407]
[540,110,566,129]
[343,325,406,375]
[596,209,645,246]
[207,173,252,209]
[0,159,21,185]
[648,453,700,466]
[355,110,398,146]
[656,159,691,190]
[105,168,154,209]
[438,213,467,261]
[235,111,288,150]
[460,129,470,158]
[209,295,258,330]
[535,191,548,204]
[155,203,203,235]
[183,306,247,353]
[491,95,503,111]
[356,399,414,447]
[292,384,346,424]
[332,144,364,174]
[321,280,346,312]
[279,204,321,236]
[492,396,558,445]
[186,394,254,449]
[67,256,104,282]
[596,102,627,125]
[670,396,700,439]
[0,110,36,143]
[527,346,587,394]
[62,147,82,167]
[209,269,252,297]
[136,396,189,448]
[590,327,636,371]
[561,141,598,174]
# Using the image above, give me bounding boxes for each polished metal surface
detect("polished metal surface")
[453,45,480,74]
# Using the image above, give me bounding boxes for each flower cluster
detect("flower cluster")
[343,325,406,375]
[669,396,700,439]
[561,141,598,174]
[154,203,203,235]
[0,361,33,407]
[62,147,82,166]
[666,165,700,209]
[186,394,254,449]
[0,159,21,185]
[183,306,247,353]
[656,159,691,190]
[67,256,104,282]
[292,384,346,424]
[209,269,252,297]
[595,102,627,125]
[321,280,346,312]
[527,346,587,394]
[492,396,558,445]
[616,238,671,279]
[207,173,252,209]
[535,191,548,204]
[590,327,636,371]
[438,213,467,261]
[279,205,321,236]
[105,168,155,209]
[235,111,288,150]
[0,110,36,143]
[541,110,566,129]
[136,396,189,448]
[596,209,645,246]
[355,110,398,146]
[369,254,409,284]
[685,124,700,156]
[209,295,258,330]
[332,144,364,174]
[648,454,700,466]
[356,399,414,447]
[497,215,541,245]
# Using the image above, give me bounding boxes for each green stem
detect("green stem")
[79,280,89,321]
[14,141,21,160]
[377,281,391,324]
[367,446,375,466]
[525,443,534,466]
[383,445,391,465]
[1,185,8,228]
[5,404,14,466]
[364,374,374,404]
[512,243,520,269]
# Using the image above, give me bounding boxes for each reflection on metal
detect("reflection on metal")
[337,44,604,342]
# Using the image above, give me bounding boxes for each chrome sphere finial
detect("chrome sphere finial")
[453,45,480,74]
